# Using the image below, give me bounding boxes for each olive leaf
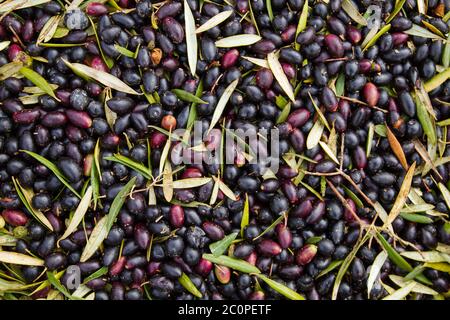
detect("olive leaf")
[105,154,152,180]
[62,59,139,95]
[178,273,202,298]
[47,271,80,300]
[88,16,114,69]
[0,62,23,81]
[342,0,367,26]
[256,274,305,300]
[361,24,380,51]
[400,204,435,213]
[413,139,440,178]
[400,251,449,263]
[171,178,212,189]
[0,234,17,247]
[299,180,324,201]
[240,194,249,238]
[382,281,416,300]
[342,185,364,208]
[184,0,197,76]
[0,0,51,12]
[363,24,391,51]
[400,212,433,224]
[163,160,174,202]
[385,0,406,23]
[19,67,58,100]
[209,232,238,257]
[367,251,388,298]
[405,24,445,41]
[241,56,269,68]
[306,120,324,150]
[209,178,220,205]
[58,186,93,245]
[83,266,108,284]
[195,10,233,33]
[215,34,262,47]
[443,34,450,68]
[276,102,291,124]
[37,15,61,44]
[0,41,10,51]
[0,251,44,266]
[335,72,345,96]
[315,260,343,279]
[265,0,274,21]
[114,44,135,58]
[294,0,308,50]
[208,79,238,133]
[415,91,437,146]
[12,177,54,231]
[172,89,208,104]
[21,150,81,198]
[80,177,136,262]
[422,20,445,38]
[202,254,260,274]
[214,177,237,201]
[389,275,438,296]
[267,51,295,102]
[385,125,409,170]
[424,67,450,92]
[318,141,339,164]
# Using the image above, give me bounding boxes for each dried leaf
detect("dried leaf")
[385,125,409,170]
[58,186,92,244]
[171,178,211,189]
[400,204,435,213]
[366,123,374,157]
[217,179,237,201]
[215,34,262,47]
[385,162,416,226]
[62,59,139,95]
[443,34,450,68]
[0,41,10,51]
[37,15,61,44]
[382,281,416,300]
[367,251,388,298]
[0,61,23,81]
[342,0,367,26]
[413,139,439,177]
[319,141,339,164]
[208,79,238,133]
[184,0,197,76]
[0,251,44,266]
[241,56,269,68]
[267,51,295,102]
[0,0,51,13]
[422,20,445,38]
[196,10,233,33]
[389,275,439,295]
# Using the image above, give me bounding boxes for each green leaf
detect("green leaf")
[47,271,80,300]
[253,214,285,241]
[415,91,437,144]
[399,212,433,224]
[202,254,261,274]
[21,150,81,198]
[240,194,249,238]
[12,177,54,231]
[58,186,93,244]
[363,24,391,51]
[172,89,208,104]
[83,266,108,284]
[400,251,449,263]
[63,59,139,95]
[299,180,324,201]
[294,0,309,50]
[265,0,274,21]
[88,16,114,69]
[105,154,152,180]
[186,80,203,129]
[19,67,57,100]
[377,233,412,271]
[424,67,450,92]
[178,273,202,298]
[215,34,262,47]
[184,0,197,76]
[0,251,44,266]
[80,177,136,262]
[335,72,345,96]
[316,260,343,279]
[385,0,406,23]
[443,34,450,68]
[256,274,305,300]
[306,236,323,245]
[114,44,135,58]
[382,281,416,300]
[209,232,239,257]
[208,79,238,133]
[276,102,291,124]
